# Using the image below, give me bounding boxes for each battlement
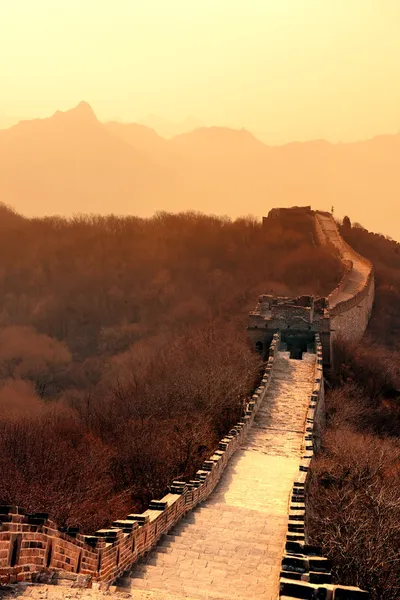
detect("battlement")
[249,294,328,324]
[266,205,313,220]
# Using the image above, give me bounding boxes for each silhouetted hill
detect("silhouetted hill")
[1,102,399,239]
[138,114,206,138]
[0,102,168,216]
[104,120,168,154]
[170,126,268,155]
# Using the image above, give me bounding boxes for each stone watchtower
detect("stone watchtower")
[247,294,332,366]
[248,206,333,366]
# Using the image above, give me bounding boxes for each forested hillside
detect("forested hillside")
[0,203,342,532]
[308,220,400,600]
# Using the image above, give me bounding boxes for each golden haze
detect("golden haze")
[1,1,400,238]
[2,1,400,142]
[0,102,399,240]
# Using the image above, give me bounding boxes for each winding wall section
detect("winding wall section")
[315,211,375,344]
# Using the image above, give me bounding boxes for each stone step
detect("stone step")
[128,576,272,600]
[156,566,276,583]
[174,519,274,532]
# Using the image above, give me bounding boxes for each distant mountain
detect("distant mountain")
[104,121,167,155]
[138,114,206,138]
[0,102,399,239]
[0,102,169,216]
[0,114,24,129]
[170,126,269,157]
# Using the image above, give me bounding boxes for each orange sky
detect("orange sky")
[2,1,400,143]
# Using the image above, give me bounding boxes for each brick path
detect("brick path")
[125,351,316,600]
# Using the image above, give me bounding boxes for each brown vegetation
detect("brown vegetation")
[308,221,400,600]
[0,203,342,532]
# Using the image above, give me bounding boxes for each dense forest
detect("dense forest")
[0,203,342,533]
[308,220,400,600]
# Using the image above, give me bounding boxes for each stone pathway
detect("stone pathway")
[124,351,316,600]
[0,583,193,600]
[315,212,371,307]
[4,352,316,600]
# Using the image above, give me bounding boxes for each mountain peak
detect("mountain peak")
[53,101,98,123]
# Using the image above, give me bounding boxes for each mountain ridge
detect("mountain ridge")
[0,102,399,240]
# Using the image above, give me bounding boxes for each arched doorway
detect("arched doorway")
[45,541,53,568]
[76,551,82,574]
[255,341,264,354]
[9,535,21,567]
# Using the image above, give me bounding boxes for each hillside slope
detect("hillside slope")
[0,103,172,216]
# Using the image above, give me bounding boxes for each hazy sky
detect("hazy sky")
[2,1,400,143]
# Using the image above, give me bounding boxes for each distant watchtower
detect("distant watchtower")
[262,205,312,226]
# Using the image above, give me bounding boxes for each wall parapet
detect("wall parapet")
[0,334,281,587]
[316,213,373,308]
[329,269,374,317]
[278,334,369,599]
[314,212,375,346]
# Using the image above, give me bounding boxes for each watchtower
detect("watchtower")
[247,294,332,366]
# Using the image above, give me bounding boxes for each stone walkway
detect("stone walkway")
[0,583,190,600]
[124,351,316,600]
[315,212,371,307]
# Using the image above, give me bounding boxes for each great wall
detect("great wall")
[0,208,375,599]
